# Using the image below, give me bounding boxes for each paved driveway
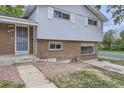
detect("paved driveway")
[98,52,124,60]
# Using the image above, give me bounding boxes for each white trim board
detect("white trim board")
[0,15,38,26]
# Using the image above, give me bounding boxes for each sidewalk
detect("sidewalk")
[17,65,57,88]
[84,60,124,74]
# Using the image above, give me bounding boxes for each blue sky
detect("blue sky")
[100,5,124,34]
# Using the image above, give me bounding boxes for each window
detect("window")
[81,46,95,55]
[93,21,97,25]
[54,10,70,20]
[88,19,97,26]
[49,42,63,50]
[50,44,56,49]
[54,10,62,18]
[88,19,92,25]
[63,13,70,20]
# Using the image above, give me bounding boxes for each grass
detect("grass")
[100,50,124,54]
[98,57,124,66]
[102,70,124,86]
[49,68,124,88]
[0,80,25,88]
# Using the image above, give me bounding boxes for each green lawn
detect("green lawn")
[49,68,124,88]
[100,50,124,54]
[0,80,25,88]
[98,57,124,66]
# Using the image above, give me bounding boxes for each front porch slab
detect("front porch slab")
[0,55,35,66]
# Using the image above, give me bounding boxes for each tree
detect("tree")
[0,5,24,17]
[107,5,124,25]
[119,41,124,50]
[103,29,116,50]
[95,5,124,25]
[119,31,124,50]
[101,30,124,51]
[114,38,121,50]
[120,31,124,40]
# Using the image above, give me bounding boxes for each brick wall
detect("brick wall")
[37,39,97,61]
[29,27,33,54]
[0,23,15,55]
[0,23,33,55]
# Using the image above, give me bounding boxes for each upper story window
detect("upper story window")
[88,19,97,26]
[54,10,62,18]
[54,10,70,20]
[63,13,70,20]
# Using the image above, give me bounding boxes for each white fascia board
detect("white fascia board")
[23,5,37,18]
[0,15,38,26]
[37,37,102,42]
[86,6,109,22]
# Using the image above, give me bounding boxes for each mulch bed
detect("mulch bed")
[0,66,24,83]
[34,62,92,78]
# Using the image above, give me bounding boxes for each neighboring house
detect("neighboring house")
[0,5,108,61]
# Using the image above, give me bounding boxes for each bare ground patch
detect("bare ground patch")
[34,62,124,88]
[0,65,24,84]
[34,62,92,78]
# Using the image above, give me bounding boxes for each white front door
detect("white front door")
[15,26,29,55]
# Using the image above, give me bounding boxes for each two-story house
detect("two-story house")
[0,5,108,62]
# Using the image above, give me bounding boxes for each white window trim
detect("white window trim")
[80,43,96,55]
[49,42,63,51]
[48,7,54,19]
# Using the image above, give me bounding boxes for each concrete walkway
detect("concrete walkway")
[84,60,124,74]
[17,65,57,88]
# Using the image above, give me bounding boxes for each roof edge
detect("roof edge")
[23,5,108,22]
[23,5,36,18]
[0,14,38,25]
[86,6,108,22]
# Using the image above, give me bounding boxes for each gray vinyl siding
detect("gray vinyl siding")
[30,5,103,42]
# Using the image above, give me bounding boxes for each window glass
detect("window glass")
[63,13,70,20]
[50,44,56,49]
[92,46,94,53]
[88,19,97,26]
[88,19,92,25]
[56,44,61,49]
[49,42,63,50]
[93,21,97,25]
[88,46,90,53]
[81,46,95,54]
[81,47,85,54]
[54,10,70,20]
[54,10,62,18]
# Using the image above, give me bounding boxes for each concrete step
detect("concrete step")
[14,59,33,63]
[14,58,41,64]
[0,55,40,65]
